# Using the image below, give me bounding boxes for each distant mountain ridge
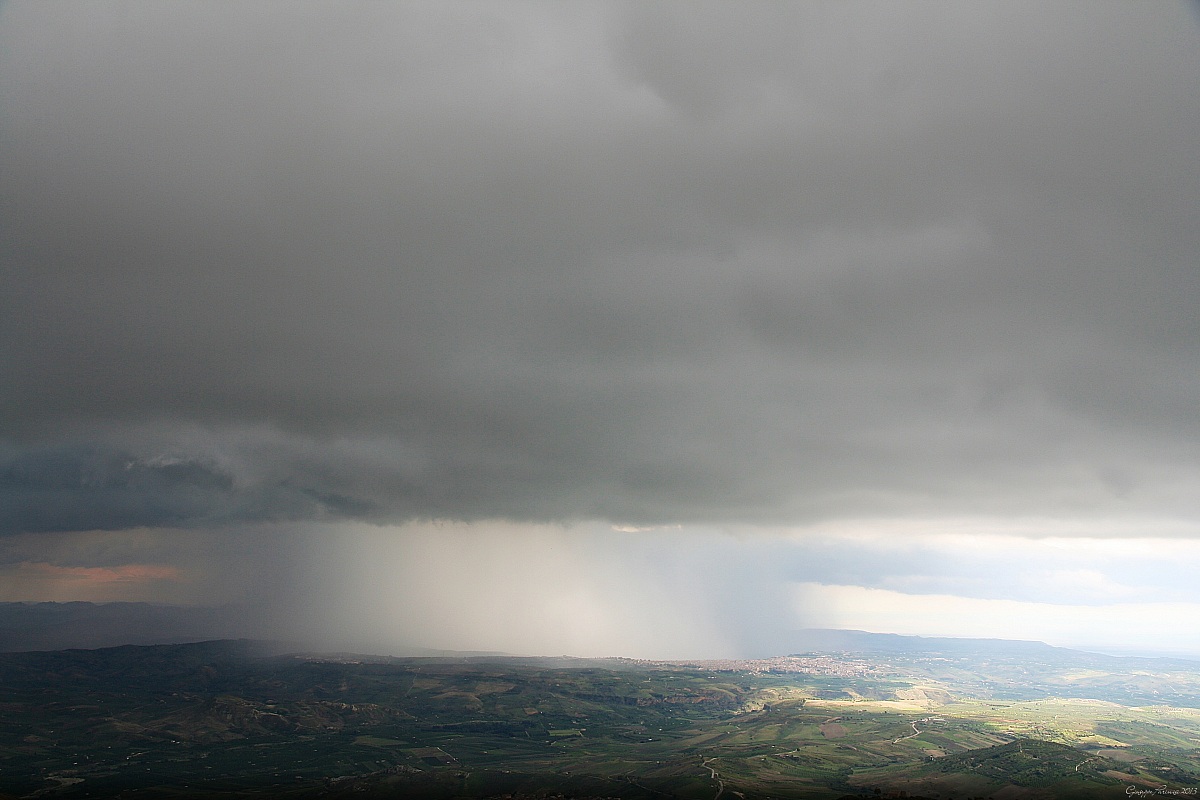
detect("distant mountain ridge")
[787,627,1200,667]
[788,627,1060,655]
[0,602,511,658]
[0,601,258,652]
[3,603,1197,671]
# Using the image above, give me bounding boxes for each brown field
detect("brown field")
[819,722,846,738]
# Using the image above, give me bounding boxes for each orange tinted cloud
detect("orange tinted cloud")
[18,561,182,585]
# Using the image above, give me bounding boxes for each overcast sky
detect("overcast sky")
[2,1,1198,658]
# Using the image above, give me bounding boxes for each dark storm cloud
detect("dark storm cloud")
[0,442,374,533]
[1,1,1198,533]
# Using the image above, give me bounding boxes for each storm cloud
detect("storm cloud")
[2,1,1199,533]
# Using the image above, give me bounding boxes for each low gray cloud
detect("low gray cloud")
[0,442,374,533]
[1,2,1198,534]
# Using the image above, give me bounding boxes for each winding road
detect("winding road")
[702,756,746,800]
[893,716,935,744]
[702,757,725,800]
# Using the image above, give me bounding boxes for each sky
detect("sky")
[1,1,1199,659]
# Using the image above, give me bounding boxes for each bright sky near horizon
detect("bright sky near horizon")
[1,2,1198,659]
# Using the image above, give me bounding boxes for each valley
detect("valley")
[1,636,1199,798]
